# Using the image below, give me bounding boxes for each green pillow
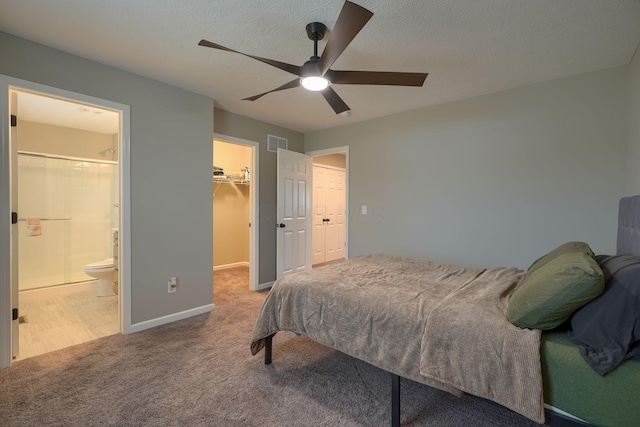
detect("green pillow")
[507,252,604,330]
[526,241,595,275]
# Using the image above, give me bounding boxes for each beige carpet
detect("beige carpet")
[0,266,544,426]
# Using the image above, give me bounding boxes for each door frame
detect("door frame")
[0,75,131,369]
[213,133,259,291]
[306,146,349,262]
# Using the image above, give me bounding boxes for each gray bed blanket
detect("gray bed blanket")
[250,254,544,423]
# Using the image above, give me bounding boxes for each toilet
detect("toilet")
[84,258,116,297]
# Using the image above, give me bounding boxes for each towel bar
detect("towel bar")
[17,217,72,221]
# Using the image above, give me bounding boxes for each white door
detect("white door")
[9,92,19,358]
[324,168,345,262]
[312,165,346,265]
[277,149,312,278]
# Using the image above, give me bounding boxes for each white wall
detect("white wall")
[305,67,628,269]
[628,46,640,194]
[18,120,116,161]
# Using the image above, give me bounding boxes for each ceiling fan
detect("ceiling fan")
[198,0,428,115]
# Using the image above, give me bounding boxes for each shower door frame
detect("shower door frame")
[16,151,119,289]
[0,76,132,369]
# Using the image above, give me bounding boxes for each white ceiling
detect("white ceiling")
[1,0,639,134]
[16,92,119,134]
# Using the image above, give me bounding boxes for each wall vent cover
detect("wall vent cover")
[267,135,288,153]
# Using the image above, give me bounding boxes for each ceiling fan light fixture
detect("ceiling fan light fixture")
[301,76,329,91]
[199,2,427,114]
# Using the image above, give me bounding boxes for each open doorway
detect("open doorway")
[213,135,259,291]
[13,90,120,361]
[1,76,130,369]
[308,147,349,268]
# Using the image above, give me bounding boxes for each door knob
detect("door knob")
[276,223,285,228]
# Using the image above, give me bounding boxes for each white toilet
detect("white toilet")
[84,258,116,297]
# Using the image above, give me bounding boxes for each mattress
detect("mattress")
[541,330,640,427]
[252,254,544,422]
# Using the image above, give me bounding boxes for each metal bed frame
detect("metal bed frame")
[263,333,592,427]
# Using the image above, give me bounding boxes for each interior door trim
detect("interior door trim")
[213,133,260,291]
[0,75,131,368]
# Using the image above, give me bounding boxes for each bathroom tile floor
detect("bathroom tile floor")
[15,281,118,361]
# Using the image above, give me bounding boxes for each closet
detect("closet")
[213,140,251,270]
[312,159,346,266]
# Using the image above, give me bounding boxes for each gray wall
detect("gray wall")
[213,108,304,283]
[1,32,214,324]
[306,67,628,269]
[629,48,640,195]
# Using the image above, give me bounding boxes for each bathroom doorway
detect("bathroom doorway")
[1,81,129,364]
[212,135,259,291]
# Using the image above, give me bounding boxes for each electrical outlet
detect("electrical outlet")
[168,277,178,293]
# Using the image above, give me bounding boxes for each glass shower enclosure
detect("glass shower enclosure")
[17,152,118,290]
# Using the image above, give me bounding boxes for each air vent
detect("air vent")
[267,135,288,153]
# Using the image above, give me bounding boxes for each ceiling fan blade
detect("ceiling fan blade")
[317,1,373,76]
[321,87,351,114]
[326,70,428,87]
[198,39,302,76]
[242,79,301,101]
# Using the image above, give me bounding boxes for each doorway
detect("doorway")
[307,147,349,268]
[0,76,131,369]
[212,135,259,291]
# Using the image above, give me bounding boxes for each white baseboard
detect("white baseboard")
[126,303,215,334]
[213,262,249,271]
[256,281,274,291]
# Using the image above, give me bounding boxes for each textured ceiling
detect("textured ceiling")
[1,0,639,133]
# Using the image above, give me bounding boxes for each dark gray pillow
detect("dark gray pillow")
[567,254,640,375]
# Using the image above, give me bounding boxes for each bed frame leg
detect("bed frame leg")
[391,373,400,427]
[264,334,273,365]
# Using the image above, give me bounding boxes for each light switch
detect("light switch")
[361,205,367,215]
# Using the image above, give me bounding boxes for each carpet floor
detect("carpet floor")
[0,267,545,426]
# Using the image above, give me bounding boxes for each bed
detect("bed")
[251,196,640,427]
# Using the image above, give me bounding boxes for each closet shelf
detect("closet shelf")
[213,176,249,185]
[213,176,250,196]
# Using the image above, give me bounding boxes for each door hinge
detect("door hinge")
[12,308,18,321]
[10,115,17,127]
[12,212,17,224]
